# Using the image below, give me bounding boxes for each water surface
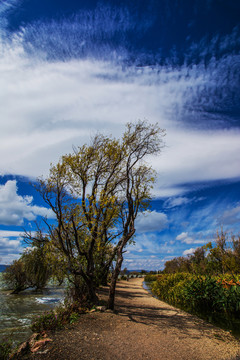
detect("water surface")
[0,275,65,345]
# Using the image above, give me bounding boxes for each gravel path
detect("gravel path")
[30,278,240,360]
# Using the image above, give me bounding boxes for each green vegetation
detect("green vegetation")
[146,230,240,335]
[31,310,64,332]
[144,274,158,282]
[0,337,13,360]
[149,273,240,328]
[163,229,240,276]
[2,237,64,294]
[31,296,94,333]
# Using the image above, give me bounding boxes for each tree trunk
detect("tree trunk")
[86,279,99,304]
[107,250,123,310]
[11,285,30,294]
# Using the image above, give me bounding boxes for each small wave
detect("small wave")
[35,297,61,304]
[18,318,31,325]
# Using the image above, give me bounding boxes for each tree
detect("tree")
[162,229,240,277]
[3,238,52,293]
[207,230,240,275]
[231,234,240,273]
[107,121,165,308]
[3,259,31,294]
[25,120,165,308]
[164,256,192,274]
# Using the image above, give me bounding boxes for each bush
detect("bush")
[0,337,13,360]
[151,273,193,305]
[120,275,128,280]
[184,277,226,313]
[144,274,158,282]
[69,312,80,324]
[150,273,240,321]
[31,298,87,333]
[31,310,63,332]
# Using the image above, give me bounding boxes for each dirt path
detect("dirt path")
[30,278,240,360]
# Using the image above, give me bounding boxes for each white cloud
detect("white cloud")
[183,248,196,256]
[0,237,21,251]
[176,232,188,241]
[135,211,169,233]
[176,232,199,244]
[175,230,210,245]
[0,35,239,198]
[0,236,22,264]
[123,256,165,271]
[127,233,174,261]
[164,197,190,208]
[0,180,55,226]
[153,128,240,197]
[164,196,205,208]
[0,230,23,237]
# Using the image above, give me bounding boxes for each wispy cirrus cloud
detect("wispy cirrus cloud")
[0,4,239,193]
[164,196,205,208]
[217,204,240,226]
[1,36,240,196]
[176,231,211,245]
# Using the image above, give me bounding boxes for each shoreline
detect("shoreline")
[20,277,240,360]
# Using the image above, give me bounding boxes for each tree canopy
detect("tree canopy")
[163,229,240,276]
[25,120,165,308]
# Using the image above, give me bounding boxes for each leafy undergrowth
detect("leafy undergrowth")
[31,300,88,333]
[148,273,240,336]
[0,337,13,360]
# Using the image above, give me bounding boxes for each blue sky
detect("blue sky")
[0,0,240,270]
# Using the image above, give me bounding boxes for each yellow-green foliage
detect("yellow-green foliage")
[150,273,240,320]
[151,273,193,306]
[144,274,158,282]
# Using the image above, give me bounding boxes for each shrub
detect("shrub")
[2,259,31,294]
[31,298,87,333]
[183,276,227,314]
[150,273,240,322]
[69,312,80,324]
[31,310,63,333]
[151,273,193,305]
[144,274,158,282]
[120,275,128,280]
[0,337,13,360]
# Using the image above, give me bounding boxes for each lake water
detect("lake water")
[0,274,65,345]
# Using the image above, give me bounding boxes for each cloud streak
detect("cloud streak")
[0,35,240,196]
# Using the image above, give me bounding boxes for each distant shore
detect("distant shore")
[0,265,8,273]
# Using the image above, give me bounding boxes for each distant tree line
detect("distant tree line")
[163,229,240,275]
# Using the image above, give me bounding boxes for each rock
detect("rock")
[96,306,107,312]
[10,341,30,359]
[28,333,40,347]
[31,338,53,353]
[10,331,52,359]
